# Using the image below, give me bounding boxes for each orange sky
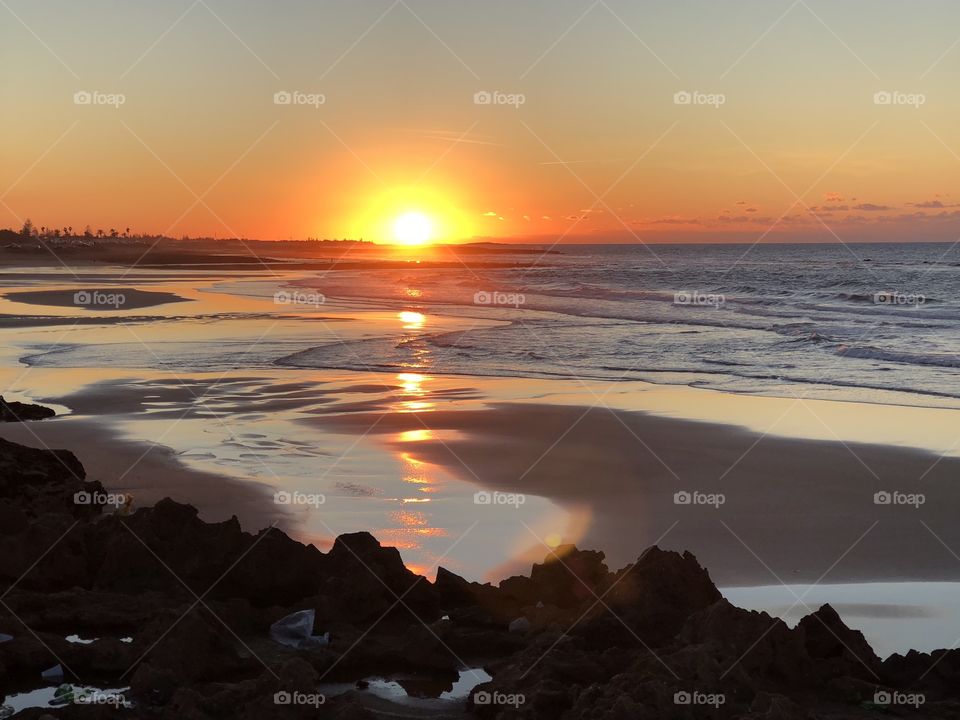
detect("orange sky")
[2,1,959,243]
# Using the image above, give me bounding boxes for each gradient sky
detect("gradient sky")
[2,0,960,243]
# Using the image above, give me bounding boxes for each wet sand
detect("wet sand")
[0,417,288,532]
[307,403,960,587]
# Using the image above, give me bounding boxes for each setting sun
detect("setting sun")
[393,212,433,245]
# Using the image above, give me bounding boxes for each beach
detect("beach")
[0,254,959,659]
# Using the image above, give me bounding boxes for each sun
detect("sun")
[393,212,433,245]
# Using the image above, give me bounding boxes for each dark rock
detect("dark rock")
[580,546,722,648]
[797,603,882,683]
[0,396,55,422]
[324,532,439,623]
[135,609,254,683]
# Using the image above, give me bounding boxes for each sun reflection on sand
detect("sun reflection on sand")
[397,428,433,442]
[396,371,436,413]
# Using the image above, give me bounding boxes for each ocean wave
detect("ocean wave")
[835,345,960,368]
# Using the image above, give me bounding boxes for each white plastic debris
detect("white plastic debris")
[508,617,531,634]
[269,609,329,649]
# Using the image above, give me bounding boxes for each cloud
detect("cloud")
[482,211,498,217]
[646,215,701,225]
[910,199,959,209]
[852,203,893,212]
[824,192,845,202]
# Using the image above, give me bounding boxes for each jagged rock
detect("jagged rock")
[435,566,476,609]
[797,603,882,683]
[579,547,722,648]
[0,396,55,422]
[678,598,815,689]
[499,546,610,610]
[0,437,97,521]
[322,532,439,623]
[88,499,325,605]
[883,647,960,700]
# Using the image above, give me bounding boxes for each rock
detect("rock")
[277,656,320,694]
[882,647,960,700]
[434,566,476,609]
[136,609,254,683]
[324,532,439,623]
[508,616,531,634]
[0,437,96,521]
[797,603,882,682]
[0,396,55,422]
[678,598,815,689]
[581,546,722,648]
[88,499,325,605]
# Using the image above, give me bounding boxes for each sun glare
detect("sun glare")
[393,212,433,245]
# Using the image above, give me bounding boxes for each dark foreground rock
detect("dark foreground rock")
[1,437,959,719]
[0,396,55,422]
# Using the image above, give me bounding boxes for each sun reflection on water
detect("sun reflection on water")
[399,310,425,329]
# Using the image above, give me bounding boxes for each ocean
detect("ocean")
[278,242,960,408]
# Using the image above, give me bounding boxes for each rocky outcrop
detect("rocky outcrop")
[0,396,55,422]
[3,435,960,719]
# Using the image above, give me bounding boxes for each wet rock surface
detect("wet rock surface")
[1,437,958,718]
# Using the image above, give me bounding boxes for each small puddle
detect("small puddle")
[319,667,491,708]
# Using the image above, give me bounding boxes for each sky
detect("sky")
[2,0,960,244]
